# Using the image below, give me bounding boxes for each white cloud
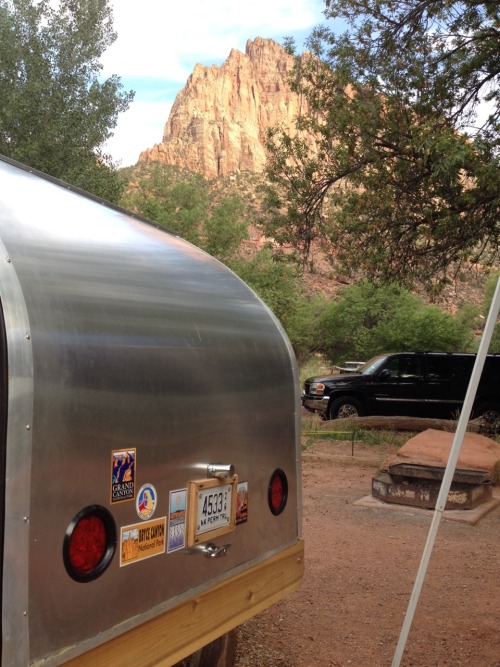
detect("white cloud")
[105,99,172,167]
[101,0,326,165]
[103,0,324,79]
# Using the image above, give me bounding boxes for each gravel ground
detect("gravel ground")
[234,437,500,667]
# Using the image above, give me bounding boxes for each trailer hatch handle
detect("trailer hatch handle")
[197,542,231,558]
[207,463,235,479]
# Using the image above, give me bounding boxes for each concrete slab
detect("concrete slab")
[354,489,500,525]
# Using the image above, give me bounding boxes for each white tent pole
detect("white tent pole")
[391,275,500,667]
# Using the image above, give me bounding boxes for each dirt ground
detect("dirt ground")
[234,426,500,667]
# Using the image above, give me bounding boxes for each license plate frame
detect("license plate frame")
[187,475,238,547]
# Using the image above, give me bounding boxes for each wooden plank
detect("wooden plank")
[62,540,304,667]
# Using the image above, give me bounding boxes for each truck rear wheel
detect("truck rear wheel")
[328,397,364,420]
[475,403,500,428]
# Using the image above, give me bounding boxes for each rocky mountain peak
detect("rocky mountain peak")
[139,37,306,178]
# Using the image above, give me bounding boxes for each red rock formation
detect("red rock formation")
[139,37,307,178]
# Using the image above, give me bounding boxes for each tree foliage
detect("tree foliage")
[265,1,500,286]
[204,194,248,262]
[317,281,474,363]
[482,272,500,352]
[229,249,318,360]
[122,164,322,356]
[121,165,483,362]
[122,164,209,245]
[121,163,248,261]
[0,0,133,201]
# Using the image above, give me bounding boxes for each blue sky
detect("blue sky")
[100,0,327,167]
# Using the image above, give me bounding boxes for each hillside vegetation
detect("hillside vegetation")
[120,163,500,364]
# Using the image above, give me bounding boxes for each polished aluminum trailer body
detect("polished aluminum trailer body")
[0,157,302,666]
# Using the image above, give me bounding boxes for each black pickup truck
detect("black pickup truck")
[302,352,500,422]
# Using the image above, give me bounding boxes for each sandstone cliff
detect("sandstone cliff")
[139,37,306,179]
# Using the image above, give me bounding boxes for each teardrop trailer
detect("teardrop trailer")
[0,156,303,666]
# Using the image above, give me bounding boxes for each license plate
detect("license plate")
[187,476,237,546]
[197,484,232,535]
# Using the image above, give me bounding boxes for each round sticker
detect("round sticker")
[136,483,157,520]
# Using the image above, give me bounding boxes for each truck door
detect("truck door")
[423,355,468,418]
[371,354,426,416]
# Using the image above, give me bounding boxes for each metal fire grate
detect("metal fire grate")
[388,463,492,485]
[372,464,493,510]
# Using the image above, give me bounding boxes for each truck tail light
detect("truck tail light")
[63,505,116,582]
[268,469,288,516]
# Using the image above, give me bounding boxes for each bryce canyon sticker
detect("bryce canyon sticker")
[120,517,166,566]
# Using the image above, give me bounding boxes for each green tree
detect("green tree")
[482,273,500,352]
[265,1,500,286]
[123,167,316,357]
[229,249,319,360]
[0,0,133,201]
[121,164,209,246]
[318,281,473,363]
[121,163,248,260]
[204,195,248,262]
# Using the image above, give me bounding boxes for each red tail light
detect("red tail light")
[268,469,288,516]
[63,505,116,582]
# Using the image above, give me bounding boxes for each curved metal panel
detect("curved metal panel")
[0,157,301,666]
[0,235,33,667]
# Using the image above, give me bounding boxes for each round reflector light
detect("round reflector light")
[63,505,116,582]
[268,468,288,516]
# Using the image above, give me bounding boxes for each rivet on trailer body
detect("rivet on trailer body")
[25,334,31,340]
[26,424,31,430]
[6,257,11,263]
